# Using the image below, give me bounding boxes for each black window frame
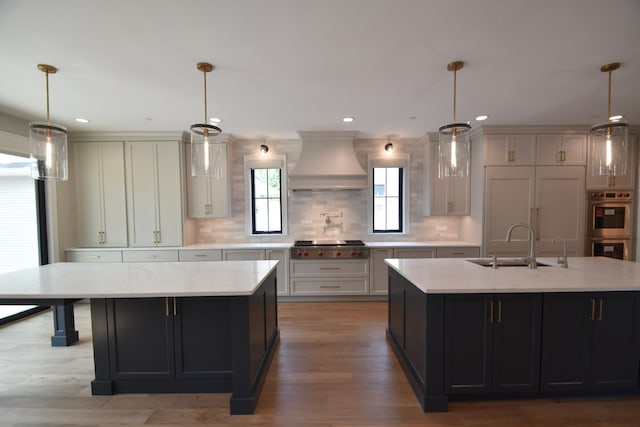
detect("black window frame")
[250,167,283,235]
[372,166,404,233]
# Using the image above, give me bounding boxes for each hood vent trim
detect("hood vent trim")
[289,131,368,190]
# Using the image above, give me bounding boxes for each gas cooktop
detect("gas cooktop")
[293,239,365,247]
[291,239,368,259]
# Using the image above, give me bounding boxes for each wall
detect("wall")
[186,137,466,244]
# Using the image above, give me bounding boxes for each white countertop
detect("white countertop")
[0,260,278,299]
[385,257,640,294]
[365,240,479,248]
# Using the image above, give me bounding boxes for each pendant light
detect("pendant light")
[590,62,628,177]
[190,62,222,177]
[29,64,68,181]
[438,61,471,178]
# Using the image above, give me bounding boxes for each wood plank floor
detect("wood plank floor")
[1,301,639,426]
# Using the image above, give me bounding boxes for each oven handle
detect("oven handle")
[587,236,631,242]
[589,201,632,207]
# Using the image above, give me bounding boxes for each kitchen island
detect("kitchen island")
[385,256,640,412]
[0,260,279,415]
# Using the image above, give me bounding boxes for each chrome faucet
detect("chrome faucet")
[505,223,537,269]
[553,237,568,268]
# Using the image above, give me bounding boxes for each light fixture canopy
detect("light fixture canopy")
[190,62,223,177]
[590,62,628,177]
[29,64,68,181]
[438,61,470,178]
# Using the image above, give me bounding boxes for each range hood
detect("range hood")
[288,131,368,190]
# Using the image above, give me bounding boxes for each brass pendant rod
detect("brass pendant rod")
[45,69,51,125]
[607,69,612,120]
[453,68,457,123]
[203,69,208,124]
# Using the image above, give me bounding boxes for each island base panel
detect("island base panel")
[51,302,79,346]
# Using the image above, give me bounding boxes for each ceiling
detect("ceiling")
[1,0,639,140]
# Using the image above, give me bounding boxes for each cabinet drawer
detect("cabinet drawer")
[122,250,179,262]
[436,247,480,258]
[66,250,123,263]
[222,249,266,261]
[290,260,368,277]
[179,249,223,261]
[290,278,368,296]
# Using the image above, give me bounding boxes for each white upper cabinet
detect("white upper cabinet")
[484,134,536,166]
[536,134,587,166]
[423,141,470,216]
[72,141,128,247]
[125,140,183,247]
[586,134,636,189]
[185,140,232,218]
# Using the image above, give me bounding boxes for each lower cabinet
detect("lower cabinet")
[444,293,541,394]
[105,297,232,382]
[540,292,640,392]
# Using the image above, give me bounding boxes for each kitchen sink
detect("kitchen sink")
[467,258,550,268]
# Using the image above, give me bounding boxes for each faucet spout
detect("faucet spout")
[506,223,537,269]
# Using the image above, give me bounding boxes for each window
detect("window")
[368,153,409,235]
[244,154,288,236]
[372,167,403,232]
[251,168,282,234]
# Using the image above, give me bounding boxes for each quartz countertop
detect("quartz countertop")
[365,240,479,248]
[0,261,278,299]
[385,257,640,294]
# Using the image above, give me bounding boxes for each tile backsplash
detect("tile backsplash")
[185,137,464,244]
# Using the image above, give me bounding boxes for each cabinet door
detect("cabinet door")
[586,134,636,189]
[491,294,541,393]
[540,293,592,392]
[126,142,158,246]
[536,134,586,166]
[107,298,174,380]
[589,293,640,391]
[370,248,394,295]
[534,166,585,256]
[73,141,127,247]
[126,141,182,247]
[154,141,183,246]
[484,166,536,256]
[485,134,536,166]
[266,249,289,296]
[173,297,232,379]
[444,294,492,394]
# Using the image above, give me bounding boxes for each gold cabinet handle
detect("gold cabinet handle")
[535,208,541,241]
[165,297,169,317]
[489,300,494,323]
[320,267,341,270]
[497,300,502,323]
[590,298,596,320]
[320,285,341,289]
[173,297,177,316]
[597,299,603,321]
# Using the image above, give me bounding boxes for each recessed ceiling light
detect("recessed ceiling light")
[74,117,89,123]
[475,115,489,121]
[609,115,623,121]
[342,117,354,123]
[209,117,222,123]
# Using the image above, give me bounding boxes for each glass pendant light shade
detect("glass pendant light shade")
[190,123,222,177]
[190,62,223,177]
[590,122,628,176]
[590,62,627,177]
[438,61,471,178]
[29,64,68,181]
[29,122,68,180]
[439,123,471,178]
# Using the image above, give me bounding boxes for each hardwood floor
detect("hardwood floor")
[1,301,639,426]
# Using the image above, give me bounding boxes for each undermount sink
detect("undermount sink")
[467,258,550,268]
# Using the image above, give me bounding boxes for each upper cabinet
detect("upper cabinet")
[423,141,470,216]
[71,141,128,248]
[586,134,636,189]
[125,140,183,247]
[484,134,536,166]
[185,137,233,218]
[536,134,587,166]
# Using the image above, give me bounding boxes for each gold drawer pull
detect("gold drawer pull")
[320,285,341,289]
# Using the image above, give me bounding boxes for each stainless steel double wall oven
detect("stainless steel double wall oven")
[586,190,634,260]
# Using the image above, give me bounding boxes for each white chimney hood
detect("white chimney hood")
[288,131,367,190]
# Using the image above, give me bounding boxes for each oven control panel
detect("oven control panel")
[290,247,369,259]
[589,191,633,201]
